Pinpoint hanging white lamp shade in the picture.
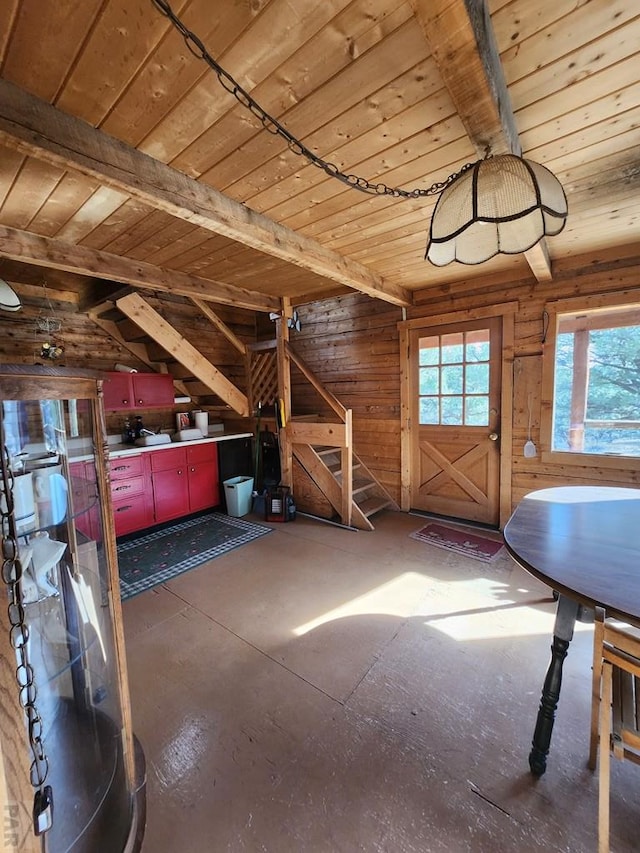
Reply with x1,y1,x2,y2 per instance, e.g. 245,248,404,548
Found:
0,278,21,311
426,154,568,266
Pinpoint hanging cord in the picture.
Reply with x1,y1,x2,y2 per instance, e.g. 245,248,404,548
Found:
151,0,477,198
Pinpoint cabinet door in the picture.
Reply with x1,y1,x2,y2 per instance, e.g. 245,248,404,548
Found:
103,372,133,410
153,467,189,523
188,461,219,512
187,444,219,512
131,373,174,408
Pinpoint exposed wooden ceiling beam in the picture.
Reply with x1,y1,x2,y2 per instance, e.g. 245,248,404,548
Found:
11,281,78,305
0,79,411,307
410,0,553,281
0,225,280,313
116,292,249,416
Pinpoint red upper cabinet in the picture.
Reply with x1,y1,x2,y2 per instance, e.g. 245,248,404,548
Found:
132,373,174,408
103,372,134,410
103,372,174,411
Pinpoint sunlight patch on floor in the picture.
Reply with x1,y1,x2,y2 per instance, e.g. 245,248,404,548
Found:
293,571,594,641
293,572,432,636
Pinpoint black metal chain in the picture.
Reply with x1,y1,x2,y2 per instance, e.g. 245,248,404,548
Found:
0,442,50,804
151,0,475,198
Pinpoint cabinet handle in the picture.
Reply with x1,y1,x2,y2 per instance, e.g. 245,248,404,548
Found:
115,505,133,512
190,467,196,472
177,469,183,475
113,465,130,472
114,484,132,492
137,399,143,405
122,399,129,405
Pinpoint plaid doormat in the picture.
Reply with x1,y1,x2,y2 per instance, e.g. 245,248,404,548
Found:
117,512,272,600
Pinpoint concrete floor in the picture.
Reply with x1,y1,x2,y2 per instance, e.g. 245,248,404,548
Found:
122,511,639,852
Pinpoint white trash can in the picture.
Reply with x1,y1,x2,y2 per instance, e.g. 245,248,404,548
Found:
223,476,254,517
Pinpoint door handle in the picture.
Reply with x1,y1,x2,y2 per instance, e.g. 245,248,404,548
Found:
489,433,499,441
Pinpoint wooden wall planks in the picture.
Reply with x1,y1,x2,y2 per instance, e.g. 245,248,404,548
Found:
292,253,640,516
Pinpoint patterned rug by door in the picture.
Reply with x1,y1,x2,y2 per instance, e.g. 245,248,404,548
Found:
410,522,504,562
117,512,272,600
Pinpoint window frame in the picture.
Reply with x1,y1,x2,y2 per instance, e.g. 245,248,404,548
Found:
540,290,640,470
417,327,493,427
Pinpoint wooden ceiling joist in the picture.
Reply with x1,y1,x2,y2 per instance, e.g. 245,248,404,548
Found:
190,298,248,357
411,0,553,282
0,224,280,313
0,79,412,307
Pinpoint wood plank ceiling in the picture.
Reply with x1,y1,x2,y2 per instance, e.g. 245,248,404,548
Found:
0,0,638,311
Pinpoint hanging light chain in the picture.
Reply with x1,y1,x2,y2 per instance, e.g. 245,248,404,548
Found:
0,444,50,793
151,0,474,199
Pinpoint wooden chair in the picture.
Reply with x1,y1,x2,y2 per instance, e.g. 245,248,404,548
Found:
589,607,640,853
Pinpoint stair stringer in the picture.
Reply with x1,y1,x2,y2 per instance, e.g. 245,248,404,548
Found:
293,443,374,531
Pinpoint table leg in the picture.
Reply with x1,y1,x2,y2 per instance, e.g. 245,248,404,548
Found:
529,594,580,776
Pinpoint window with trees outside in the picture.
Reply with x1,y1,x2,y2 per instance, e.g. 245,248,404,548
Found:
545,301,640,459
418,328,491,426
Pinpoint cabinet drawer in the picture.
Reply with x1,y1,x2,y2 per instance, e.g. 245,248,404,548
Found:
150,447,187,472
187,443,217,464
110,474,146,500
110,455,145,479
113,496,150,537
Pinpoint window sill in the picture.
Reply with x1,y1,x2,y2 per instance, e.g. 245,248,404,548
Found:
540,450,640,471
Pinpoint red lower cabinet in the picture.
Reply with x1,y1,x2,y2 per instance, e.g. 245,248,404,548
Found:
187,443,220,512
151,449,190,525
150,443,219,523
109,442,220,536
110,454,153,537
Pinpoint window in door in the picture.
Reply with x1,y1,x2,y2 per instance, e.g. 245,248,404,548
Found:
418,329,491,426
543,301,640,459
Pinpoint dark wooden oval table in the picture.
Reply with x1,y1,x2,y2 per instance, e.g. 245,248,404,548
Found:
503,485,640,776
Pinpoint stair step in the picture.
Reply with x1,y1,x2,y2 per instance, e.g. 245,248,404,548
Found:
328,461,362,476
352,478,376,496
355,495,393,518
316,446,339,458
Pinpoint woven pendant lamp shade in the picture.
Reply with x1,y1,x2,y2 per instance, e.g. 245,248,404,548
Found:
426,154,568,266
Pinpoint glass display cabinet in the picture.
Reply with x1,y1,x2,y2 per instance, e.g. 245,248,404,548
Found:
0,365,145,853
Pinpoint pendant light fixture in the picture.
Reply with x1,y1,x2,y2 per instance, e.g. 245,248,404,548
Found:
0,278,21,312
426,154,568,266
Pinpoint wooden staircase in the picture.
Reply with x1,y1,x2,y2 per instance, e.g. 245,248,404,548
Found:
278,336,398,531
314,446,398,530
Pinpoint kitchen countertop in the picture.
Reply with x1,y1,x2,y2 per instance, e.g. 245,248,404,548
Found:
58,430,252,464
108,430,252,459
